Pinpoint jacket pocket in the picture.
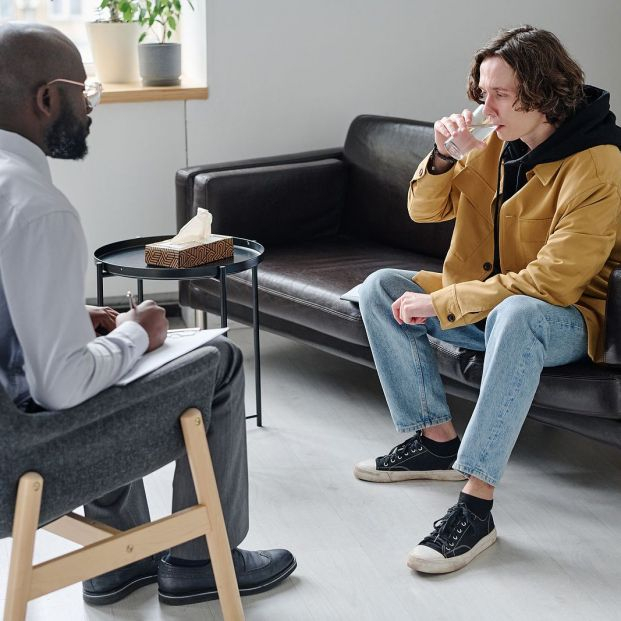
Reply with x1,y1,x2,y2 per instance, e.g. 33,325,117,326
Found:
518,217,553,243
453,167,496,217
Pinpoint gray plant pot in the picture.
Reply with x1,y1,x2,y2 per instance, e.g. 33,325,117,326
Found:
138,42,181,86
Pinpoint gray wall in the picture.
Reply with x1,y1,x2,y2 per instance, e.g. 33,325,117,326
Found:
49,0,621,299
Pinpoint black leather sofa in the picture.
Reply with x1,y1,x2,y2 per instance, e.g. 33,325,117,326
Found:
176,114,621,449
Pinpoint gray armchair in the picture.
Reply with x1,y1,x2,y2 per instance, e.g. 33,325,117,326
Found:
0,347,244,620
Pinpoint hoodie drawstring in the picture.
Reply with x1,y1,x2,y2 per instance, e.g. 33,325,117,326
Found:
491,155,504,277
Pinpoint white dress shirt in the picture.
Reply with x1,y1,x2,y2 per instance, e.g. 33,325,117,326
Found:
0,129,148,410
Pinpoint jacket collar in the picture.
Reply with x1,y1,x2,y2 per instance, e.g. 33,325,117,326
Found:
527,160,564,186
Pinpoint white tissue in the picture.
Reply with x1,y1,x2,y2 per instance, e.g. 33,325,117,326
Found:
169,208,213,243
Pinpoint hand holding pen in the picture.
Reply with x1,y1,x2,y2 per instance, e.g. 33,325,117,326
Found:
116,291,169,352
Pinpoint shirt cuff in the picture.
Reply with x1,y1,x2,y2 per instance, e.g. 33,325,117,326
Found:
114,320,150,356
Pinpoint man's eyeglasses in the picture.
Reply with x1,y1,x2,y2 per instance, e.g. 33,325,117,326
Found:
45,79,103,109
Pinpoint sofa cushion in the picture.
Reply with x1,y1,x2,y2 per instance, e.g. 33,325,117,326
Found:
185,235,445,347
198,159,348,246
341,115,454,259
430,338,621,420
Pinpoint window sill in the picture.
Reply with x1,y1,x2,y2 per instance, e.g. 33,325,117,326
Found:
100,80,208,104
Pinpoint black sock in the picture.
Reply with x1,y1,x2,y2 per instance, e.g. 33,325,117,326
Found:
165,553,210,567
459,491,493,519
420,434,460,456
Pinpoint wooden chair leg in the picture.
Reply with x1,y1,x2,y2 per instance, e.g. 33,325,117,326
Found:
3,411,244,620
180,409,245,621
4,473,44,621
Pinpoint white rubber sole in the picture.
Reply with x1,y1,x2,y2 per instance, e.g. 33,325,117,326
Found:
353,460,467,483
407,529,497,574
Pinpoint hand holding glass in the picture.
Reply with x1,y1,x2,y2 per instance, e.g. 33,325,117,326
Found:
444,104,497,160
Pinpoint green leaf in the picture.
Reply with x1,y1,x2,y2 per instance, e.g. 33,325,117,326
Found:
167,15,176,29
139,32,146,42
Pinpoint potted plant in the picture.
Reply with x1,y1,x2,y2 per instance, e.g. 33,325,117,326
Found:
87,0,141,83
137,0,194,86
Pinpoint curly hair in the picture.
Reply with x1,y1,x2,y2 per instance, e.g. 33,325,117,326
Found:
467,26,585,126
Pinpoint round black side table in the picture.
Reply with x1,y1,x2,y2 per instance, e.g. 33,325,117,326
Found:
94,235,264,426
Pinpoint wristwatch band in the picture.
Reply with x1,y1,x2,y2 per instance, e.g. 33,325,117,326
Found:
428,143,457,174
432,143,457,163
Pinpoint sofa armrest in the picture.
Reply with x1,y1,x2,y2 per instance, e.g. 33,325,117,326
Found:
176,148,343,232
605,267,621,365
183,158,348,245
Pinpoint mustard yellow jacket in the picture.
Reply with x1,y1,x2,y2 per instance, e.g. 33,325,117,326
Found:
408,134,621,362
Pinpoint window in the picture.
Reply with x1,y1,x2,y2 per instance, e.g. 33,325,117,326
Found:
1,0,100,62
48,0,86,18
1,0,207,89
0,0,13,19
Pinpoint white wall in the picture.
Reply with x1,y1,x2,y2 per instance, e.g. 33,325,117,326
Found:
51,0,621,300
188,0,621,162
50,101,186,301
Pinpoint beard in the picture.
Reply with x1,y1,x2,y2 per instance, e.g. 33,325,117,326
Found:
44,97,91,160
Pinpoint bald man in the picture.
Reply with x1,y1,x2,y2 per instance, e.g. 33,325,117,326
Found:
0,23,295,606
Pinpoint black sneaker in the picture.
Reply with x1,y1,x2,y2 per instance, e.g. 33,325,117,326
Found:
354,431,467,482
407,502,497,573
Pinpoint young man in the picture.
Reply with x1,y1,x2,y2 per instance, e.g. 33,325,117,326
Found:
0,23,296,605
355,25,621,573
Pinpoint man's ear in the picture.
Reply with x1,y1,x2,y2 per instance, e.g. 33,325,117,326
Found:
35,84,54,119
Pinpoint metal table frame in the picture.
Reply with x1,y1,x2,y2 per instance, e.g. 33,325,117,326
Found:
94,235,264,426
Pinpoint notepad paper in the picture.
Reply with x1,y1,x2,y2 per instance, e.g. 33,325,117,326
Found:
116,327,229,386
340,283,362,304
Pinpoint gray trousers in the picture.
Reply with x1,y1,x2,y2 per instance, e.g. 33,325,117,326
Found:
83,337,249,560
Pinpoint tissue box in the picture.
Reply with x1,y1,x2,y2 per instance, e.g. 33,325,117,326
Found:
145,234,234,268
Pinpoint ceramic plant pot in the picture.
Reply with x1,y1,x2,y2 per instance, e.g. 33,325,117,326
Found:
86,21,141,83
138,42,182,86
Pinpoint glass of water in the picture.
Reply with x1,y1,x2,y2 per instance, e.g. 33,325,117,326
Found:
444,104,497,160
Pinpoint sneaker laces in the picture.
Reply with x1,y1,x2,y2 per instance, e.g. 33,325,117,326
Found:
380,431,425,465
420,503,473,551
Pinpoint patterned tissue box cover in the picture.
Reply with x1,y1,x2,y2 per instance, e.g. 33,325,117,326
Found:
144,234,234,268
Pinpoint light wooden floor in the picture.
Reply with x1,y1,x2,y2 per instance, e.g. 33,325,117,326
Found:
2,317,621,620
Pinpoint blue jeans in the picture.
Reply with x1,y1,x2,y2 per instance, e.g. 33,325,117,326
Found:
359,269,588,486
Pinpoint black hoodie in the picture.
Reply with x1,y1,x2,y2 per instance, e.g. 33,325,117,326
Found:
490,85,621,276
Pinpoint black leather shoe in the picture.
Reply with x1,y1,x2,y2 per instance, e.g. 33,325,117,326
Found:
83,553,161,606
158,548,297,605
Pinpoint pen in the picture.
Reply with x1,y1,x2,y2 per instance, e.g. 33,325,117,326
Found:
126,290,137,311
